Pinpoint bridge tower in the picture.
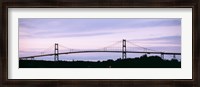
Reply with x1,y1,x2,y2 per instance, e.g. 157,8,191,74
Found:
54,43,59,61
122,39,127,59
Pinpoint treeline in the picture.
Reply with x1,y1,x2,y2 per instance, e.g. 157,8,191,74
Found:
19,55,181,68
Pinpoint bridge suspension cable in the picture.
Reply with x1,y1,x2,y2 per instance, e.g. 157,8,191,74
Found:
19,39,181,61
40,45,54,54
96,40,122,51
126,40,160,52
59,44,73,49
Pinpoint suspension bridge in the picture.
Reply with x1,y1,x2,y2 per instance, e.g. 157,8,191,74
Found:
19,39,181,61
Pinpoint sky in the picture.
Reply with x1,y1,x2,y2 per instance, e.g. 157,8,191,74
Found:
19,18,181,61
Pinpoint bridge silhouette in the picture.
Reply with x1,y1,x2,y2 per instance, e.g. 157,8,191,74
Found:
19,39,181,61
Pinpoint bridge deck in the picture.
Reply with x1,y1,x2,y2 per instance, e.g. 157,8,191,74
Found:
19,51,181,59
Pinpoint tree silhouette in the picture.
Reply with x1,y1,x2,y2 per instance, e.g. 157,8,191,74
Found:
19,55,181,68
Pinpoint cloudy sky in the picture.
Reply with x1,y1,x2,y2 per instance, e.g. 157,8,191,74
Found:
19,18,181,61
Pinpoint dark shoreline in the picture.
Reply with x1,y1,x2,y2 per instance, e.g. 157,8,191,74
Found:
19,55,181,68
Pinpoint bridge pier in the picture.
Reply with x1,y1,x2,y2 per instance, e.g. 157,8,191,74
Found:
173,54,176,59
122,39,127,59
31,57,34,60
161,53,164,59
103,48,107,51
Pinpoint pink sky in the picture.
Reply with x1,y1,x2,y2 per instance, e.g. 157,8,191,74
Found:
19,18,181,61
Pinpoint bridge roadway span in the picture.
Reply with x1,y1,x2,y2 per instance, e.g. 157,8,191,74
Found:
19,51,181,59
